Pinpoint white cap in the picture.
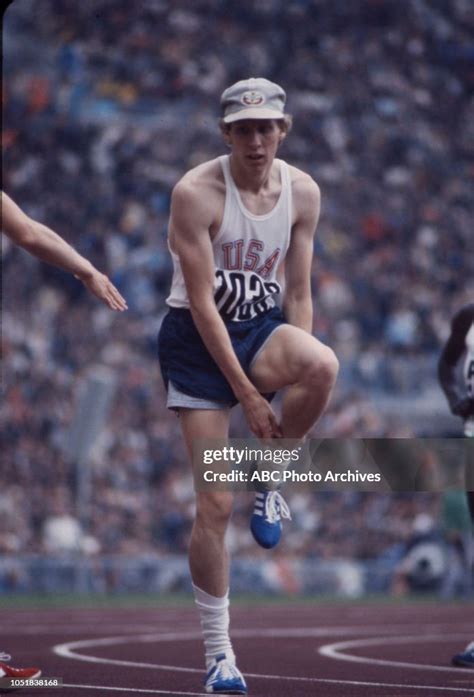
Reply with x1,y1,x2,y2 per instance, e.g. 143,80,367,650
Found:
220,77,286,123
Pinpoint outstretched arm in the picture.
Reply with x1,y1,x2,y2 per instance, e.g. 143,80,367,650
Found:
1,191,127,311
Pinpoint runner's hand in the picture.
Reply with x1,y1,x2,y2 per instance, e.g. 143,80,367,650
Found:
76,270,128,311
240,390,283,439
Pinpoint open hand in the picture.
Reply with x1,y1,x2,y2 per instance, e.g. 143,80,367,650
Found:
77,270,128,311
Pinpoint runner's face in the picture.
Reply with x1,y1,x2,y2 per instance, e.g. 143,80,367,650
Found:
226,119,284,168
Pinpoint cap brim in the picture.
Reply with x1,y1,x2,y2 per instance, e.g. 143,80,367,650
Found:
223,108,285,123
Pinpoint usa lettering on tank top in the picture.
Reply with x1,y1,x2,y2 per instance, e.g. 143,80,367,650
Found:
166,155,292,321
212,155,292,320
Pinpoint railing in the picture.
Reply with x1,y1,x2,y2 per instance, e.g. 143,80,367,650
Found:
0,549,468,599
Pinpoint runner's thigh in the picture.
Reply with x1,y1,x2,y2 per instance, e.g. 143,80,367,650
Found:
249,324,333,393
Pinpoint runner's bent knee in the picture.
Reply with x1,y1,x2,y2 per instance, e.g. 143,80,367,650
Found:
292,342,338,388
304,346,339,388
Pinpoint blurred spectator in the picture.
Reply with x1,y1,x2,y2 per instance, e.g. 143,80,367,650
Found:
391,513,447,595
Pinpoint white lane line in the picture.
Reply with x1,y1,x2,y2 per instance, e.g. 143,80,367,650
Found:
245,674,474,693
52,628,474,694
52,624,474,646
54,632,203,672
53,626,474,665
319,633,474,673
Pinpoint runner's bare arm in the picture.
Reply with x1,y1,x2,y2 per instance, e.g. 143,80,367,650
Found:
1,191,127,311
170,181,282,437
283,177,320,333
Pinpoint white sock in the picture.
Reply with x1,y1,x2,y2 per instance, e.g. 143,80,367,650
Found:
192,583,236,670
254,451,294,492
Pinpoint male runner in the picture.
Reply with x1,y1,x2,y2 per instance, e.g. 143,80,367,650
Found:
2,191,127,311
438,302,474,668
158,78,338,693
1,191,127,683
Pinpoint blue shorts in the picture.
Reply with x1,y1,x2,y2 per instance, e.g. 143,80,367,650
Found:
157,306,287,407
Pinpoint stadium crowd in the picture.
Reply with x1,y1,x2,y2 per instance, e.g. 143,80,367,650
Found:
2,0,473,585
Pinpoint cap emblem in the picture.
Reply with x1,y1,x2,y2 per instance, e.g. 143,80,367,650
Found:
241,90,265,106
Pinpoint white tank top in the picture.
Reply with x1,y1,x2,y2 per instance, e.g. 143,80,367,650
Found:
166,155,292,321
464,322,474,397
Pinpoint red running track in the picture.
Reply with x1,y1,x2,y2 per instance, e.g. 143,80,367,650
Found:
2,601,474,696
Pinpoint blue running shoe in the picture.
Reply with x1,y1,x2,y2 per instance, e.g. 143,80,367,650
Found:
204,654,247,694
250,491,291,549
452,642,474,668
